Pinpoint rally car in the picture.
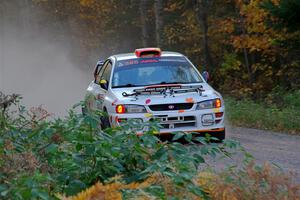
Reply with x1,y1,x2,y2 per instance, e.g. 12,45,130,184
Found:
84,48,225,140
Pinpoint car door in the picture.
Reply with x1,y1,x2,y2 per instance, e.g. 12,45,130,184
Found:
85,60,110,112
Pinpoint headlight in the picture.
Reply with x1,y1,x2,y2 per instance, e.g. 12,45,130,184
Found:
196,98,222,110
116,104,147,114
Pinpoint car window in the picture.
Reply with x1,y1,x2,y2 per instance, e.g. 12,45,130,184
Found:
112,57,202,87
94,60,109,84
94,64,103,83
98,60,109,78
101,62,112,83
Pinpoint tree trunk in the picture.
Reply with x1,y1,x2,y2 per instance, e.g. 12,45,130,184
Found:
139,0,149,47
239,14,254,86
194,0,214,72
154,0,163,47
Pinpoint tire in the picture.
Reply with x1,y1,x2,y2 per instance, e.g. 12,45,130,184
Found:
212,130,225,143
100,110,110,130
192,129,225,143
82,105,87,116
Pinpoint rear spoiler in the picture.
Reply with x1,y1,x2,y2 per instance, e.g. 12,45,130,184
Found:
122,84,204,97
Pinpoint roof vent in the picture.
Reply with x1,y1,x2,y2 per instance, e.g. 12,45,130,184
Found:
135,47,161,57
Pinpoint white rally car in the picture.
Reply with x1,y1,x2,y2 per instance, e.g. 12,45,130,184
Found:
84,48,225,140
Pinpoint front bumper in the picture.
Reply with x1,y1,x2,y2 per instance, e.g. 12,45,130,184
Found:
109,107,225,134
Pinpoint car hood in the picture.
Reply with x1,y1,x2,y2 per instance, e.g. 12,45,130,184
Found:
111,84,221,105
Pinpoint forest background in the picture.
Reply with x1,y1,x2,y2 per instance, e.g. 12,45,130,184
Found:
1,0,300,132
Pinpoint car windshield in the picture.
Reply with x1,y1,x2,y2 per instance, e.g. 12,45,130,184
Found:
112,56,203,88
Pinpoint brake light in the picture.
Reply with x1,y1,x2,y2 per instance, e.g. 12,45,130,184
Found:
116,105,126,114
135,48,161,57
215,99,221,108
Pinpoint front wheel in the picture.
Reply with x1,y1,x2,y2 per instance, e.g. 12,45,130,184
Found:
100,111,110,130
82,105,88,116
211,130,225,143
192,129,225,143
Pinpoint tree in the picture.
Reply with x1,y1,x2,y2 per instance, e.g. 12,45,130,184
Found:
154,0,163,47
193,0,214,72
263,0,300,32
139,0,150,47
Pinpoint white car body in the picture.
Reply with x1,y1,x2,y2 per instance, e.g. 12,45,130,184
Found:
84,48,225,139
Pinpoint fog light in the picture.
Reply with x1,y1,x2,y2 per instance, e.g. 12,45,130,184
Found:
201,114,214,126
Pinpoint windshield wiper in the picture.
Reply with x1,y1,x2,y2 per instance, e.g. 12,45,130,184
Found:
157,81,183,84
113,83,137,88
149,81,202,85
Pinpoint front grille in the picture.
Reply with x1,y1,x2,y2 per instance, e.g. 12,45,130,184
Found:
150,116,196,129
149,103,194,111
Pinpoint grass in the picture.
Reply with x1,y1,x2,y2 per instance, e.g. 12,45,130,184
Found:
225,91,300,134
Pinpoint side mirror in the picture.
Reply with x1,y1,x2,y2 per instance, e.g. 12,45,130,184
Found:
202,71,210,82
99,79,108,90
93,60,104,82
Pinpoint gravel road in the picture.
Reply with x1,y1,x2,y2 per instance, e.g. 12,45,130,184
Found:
206,126,300,183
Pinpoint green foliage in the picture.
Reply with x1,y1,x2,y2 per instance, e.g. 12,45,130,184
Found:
262,0,300,32
225,91,300,134
283,90,300,109
0,93,240,199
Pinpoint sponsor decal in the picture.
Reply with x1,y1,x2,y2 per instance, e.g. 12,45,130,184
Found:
185,97,194,103
144,113,153,118
213,108,220,112
97,94,104,100
140,59,159,63
118,57,186,67
112,100,118,106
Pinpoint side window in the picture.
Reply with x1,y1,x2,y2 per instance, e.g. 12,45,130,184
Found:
101,62,112,83
95,60,109,84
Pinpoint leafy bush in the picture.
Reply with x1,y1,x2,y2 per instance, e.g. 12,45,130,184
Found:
1,92,298,199
62,162,300,200
0,93,239,199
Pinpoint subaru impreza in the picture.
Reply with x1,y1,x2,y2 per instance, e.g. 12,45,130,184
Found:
84,48,225,140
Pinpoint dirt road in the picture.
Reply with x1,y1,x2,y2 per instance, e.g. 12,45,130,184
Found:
230,127,300,182
206,126,300,183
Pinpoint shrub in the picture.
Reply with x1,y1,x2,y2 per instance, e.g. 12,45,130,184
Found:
1,92,298,199
0,93,239,199
62,162,300,200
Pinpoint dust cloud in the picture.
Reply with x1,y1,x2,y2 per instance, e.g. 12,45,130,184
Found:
0,1,92,116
